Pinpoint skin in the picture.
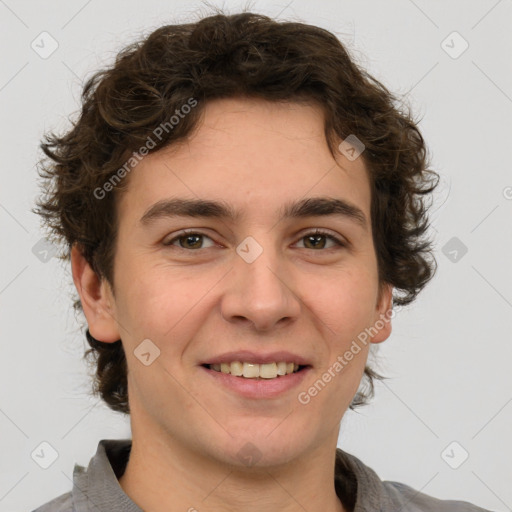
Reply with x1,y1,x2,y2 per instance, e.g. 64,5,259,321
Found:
71,97,393,512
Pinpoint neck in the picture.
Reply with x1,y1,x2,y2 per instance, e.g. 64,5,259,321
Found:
118,424,348,512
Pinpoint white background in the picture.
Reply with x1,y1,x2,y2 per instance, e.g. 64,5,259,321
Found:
1,1,511,511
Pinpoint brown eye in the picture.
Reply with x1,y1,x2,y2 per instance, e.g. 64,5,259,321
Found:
177,234,203,249
304,234,325,249
163,231,215,250
297,230,345,250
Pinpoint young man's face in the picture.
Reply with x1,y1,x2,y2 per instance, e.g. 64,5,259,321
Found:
75,97,392,467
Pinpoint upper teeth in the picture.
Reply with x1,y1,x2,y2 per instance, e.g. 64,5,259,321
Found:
209,362,300,379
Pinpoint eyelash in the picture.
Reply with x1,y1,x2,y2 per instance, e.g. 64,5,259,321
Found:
162,229,347,251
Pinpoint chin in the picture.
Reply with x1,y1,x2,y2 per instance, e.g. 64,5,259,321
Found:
209,427,308,469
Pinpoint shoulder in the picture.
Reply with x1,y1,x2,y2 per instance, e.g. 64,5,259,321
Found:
336,448,493,512
31,491,74,512
383,480,494,512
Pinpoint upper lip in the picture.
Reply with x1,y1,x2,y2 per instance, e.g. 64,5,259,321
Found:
200,350,312,366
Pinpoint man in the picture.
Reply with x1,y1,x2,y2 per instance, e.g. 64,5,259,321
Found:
32,10,490,512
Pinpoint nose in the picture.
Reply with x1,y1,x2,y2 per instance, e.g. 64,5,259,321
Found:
220,237,301,332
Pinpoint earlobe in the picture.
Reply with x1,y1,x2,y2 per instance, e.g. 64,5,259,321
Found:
370,283,394,344
70,244,121,343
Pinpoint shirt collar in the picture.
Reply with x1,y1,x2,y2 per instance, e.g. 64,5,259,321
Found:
72,439,142,512
71,439,384,511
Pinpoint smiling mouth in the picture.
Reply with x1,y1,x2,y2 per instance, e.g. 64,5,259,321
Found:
202,362,309,379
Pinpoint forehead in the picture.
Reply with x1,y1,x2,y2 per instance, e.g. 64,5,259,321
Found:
116,97,372,227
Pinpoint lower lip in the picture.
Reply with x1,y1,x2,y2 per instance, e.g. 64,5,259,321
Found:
200,366,311,399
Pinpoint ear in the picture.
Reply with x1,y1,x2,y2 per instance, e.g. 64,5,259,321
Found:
369,282,394,344
70,243,121,343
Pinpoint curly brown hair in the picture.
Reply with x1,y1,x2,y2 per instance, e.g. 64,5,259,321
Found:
33,9,438,417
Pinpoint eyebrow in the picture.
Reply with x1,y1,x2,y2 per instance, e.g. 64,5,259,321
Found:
139,196,368,231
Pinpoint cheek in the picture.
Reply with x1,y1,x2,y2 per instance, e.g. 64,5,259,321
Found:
114,261,222,344
303,266,378,340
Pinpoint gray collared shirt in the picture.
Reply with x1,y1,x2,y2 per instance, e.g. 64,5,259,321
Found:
32,439,492,512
